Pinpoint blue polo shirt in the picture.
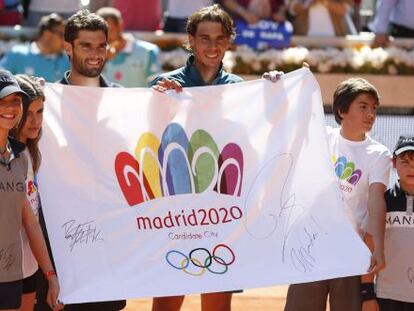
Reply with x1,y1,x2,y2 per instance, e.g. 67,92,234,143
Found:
0,42,69,82
150,55,243,87
103,35,161,87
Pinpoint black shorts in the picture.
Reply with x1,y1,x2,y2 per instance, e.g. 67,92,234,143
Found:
0,279,23,309
22,269,39,294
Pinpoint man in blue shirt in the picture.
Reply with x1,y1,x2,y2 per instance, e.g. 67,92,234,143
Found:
0,13,69,82
371,0,414,47
151,4,281,311
96,7,161,87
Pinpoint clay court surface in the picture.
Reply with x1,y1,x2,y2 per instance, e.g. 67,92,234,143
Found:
124,286,288,310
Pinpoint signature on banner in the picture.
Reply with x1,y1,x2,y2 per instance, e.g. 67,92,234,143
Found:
243,153,325,273
62,219,104,251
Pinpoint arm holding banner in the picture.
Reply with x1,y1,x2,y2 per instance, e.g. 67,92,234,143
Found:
365,182,387,274
153,71,284,93
152,77,183,93
22,198,63,311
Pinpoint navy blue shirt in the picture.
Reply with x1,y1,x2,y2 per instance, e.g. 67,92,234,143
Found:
150,55,243,87
59,71,122,88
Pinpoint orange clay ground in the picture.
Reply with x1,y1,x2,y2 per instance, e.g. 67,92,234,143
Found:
124,286,288,310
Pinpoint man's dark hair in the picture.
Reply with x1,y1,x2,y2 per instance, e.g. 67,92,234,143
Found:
333,78,380,125
64,9,108,44
95,7,122,25
38,13,65,37
185,4,236,50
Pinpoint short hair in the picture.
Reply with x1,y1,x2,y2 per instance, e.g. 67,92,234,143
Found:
397,150,414,161
96,7,122,25
333,78,380,125
38,13,65,37
64,9,108,44
186,4,236,42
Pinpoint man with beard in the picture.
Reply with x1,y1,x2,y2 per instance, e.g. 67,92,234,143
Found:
35,10,125,311
59,9,120,88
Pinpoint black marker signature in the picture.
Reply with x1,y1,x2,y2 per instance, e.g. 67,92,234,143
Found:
243,153,324,272
0,244,16,271
62,220,104,251
279,189,322,272
407,267,414,285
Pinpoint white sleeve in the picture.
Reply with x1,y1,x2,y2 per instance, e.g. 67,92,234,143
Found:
368,149,392,186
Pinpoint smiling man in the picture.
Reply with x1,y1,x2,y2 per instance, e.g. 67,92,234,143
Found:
59,10,120,88
34,10,125,311
150,6,243,311
60,11,124,311
151,4,242,90
150,5,281,311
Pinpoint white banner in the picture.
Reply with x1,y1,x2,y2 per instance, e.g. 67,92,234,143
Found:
39,68,370,303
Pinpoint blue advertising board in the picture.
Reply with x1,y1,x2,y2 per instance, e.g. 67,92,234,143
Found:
234,19,293,50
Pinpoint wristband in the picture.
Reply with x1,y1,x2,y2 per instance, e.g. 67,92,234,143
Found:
360,282,376,302
44,270,56,279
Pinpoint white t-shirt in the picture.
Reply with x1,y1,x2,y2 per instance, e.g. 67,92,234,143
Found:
326,127,391,233
21,149,40,278
308,3,335,36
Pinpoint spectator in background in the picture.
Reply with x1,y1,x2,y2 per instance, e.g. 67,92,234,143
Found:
288,0,354,36
112,0,162,31
352,0,361,33
371,0,414,47
0,0,23,25
88,0,112,13
219,0,287,24
24,0,82,27
96,7,161,87
163,0,213,33
0,13,70,82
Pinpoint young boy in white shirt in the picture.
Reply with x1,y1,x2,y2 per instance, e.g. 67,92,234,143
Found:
285,78,392,311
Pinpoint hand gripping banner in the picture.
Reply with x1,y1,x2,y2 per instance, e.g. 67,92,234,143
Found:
39,68,370,303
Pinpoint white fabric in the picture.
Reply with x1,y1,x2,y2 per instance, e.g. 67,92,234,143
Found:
166,0,213,18
39,68,370,304
326,127,391,233
307,3,335,36
29,0,81,13
21,149,39,278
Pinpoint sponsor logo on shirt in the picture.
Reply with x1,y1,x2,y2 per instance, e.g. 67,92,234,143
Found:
332,155,362,193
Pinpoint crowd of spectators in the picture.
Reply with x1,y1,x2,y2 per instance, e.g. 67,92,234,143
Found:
0,0,413,88
0,0,413,40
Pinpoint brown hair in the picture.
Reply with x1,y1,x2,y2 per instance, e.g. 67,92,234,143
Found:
64,9,108,44
396,150,414,161
333,78,380,125
184,4,236,51
11,75,45,173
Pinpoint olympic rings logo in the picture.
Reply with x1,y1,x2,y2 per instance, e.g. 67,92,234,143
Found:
165,244,236,276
